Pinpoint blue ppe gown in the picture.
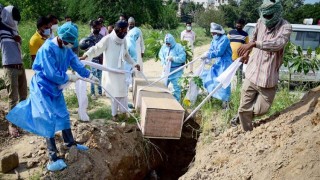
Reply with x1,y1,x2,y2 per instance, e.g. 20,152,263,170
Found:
202,34,232,101
159,34,186,101
6,39,90,138
124,27,141,85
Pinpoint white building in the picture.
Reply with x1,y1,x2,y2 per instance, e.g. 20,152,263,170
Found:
181,0,229,8
191,0,214,8
213,0,229,8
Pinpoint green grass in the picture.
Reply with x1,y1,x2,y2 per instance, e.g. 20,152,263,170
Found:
64,91,79,109
265,86,301,117
88,105,112,120
29,171,41,180
197,82,302,137
222,84,242,125
64,90,104,110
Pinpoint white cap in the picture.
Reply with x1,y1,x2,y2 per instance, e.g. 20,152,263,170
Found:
210,23,225,34
128,17,135,23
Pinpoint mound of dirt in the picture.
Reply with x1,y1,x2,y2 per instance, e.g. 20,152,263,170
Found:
180,87,320,180
42,120,149,179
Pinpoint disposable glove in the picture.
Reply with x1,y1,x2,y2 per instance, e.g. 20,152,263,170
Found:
89,73,100,84
135,64,141,71
201,53,208,60
167,56,174,61
205,59,211,64
68,74,79,82
47,159,67,172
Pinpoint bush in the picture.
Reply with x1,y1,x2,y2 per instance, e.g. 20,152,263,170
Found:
143,23,211,60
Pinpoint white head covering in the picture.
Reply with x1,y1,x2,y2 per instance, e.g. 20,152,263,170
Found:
128,17,135,23
110,30,126,68
210,23,225,34
1,5,18,33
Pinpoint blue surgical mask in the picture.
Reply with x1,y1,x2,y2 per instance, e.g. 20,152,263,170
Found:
213,34,219,40
43,28,51,36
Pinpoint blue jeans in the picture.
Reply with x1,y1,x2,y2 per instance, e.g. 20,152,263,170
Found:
90,68,102,95
46,129,75,161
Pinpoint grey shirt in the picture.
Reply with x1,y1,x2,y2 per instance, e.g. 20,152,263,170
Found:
0,22,22,65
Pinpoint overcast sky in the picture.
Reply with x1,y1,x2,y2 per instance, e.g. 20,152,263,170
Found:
304,0,319,4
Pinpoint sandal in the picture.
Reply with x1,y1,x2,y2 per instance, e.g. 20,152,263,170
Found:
8,124,20,138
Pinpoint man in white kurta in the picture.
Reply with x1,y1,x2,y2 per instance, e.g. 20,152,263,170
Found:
181,22,196,73
81,21,140,119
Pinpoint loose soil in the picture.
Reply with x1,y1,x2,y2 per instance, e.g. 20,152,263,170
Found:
180,87,320,180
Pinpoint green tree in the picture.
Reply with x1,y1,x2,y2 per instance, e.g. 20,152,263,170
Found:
7,0,64,20
61,0,178,29
238,0,263,24
218,0,239,28
194,9,225,35
285,2,320,24
282,0,304,23
181,1,205,22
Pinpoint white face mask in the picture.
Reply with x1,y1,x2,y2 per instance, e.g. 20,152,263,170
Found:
51,24,58,32
186,26,192,31
63,42,74,49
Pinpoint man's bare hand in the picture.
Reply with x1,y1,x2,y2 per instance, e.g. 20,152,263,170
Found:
238,42,255,57
13,35,22,44
241,51,251,64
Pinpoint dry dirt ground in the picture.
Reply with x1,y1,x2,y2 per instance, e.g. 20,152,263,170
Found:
180,86,320,180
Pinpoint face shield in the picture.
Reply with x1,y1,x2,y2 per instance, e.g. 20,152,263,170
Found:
210,23,225,34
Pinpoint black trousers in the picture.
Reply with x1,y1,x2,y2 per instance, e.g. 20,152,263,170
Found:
46,129,76,161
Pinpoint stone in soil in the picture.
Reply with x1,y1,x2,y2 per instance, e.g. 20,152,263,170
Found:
0,151,19,173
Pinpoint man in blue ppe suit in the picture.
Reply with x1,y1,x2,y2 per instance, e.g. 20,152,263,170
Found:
201,23,232,107
6,22,99,171
159,33,186,102
125,17,141,91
